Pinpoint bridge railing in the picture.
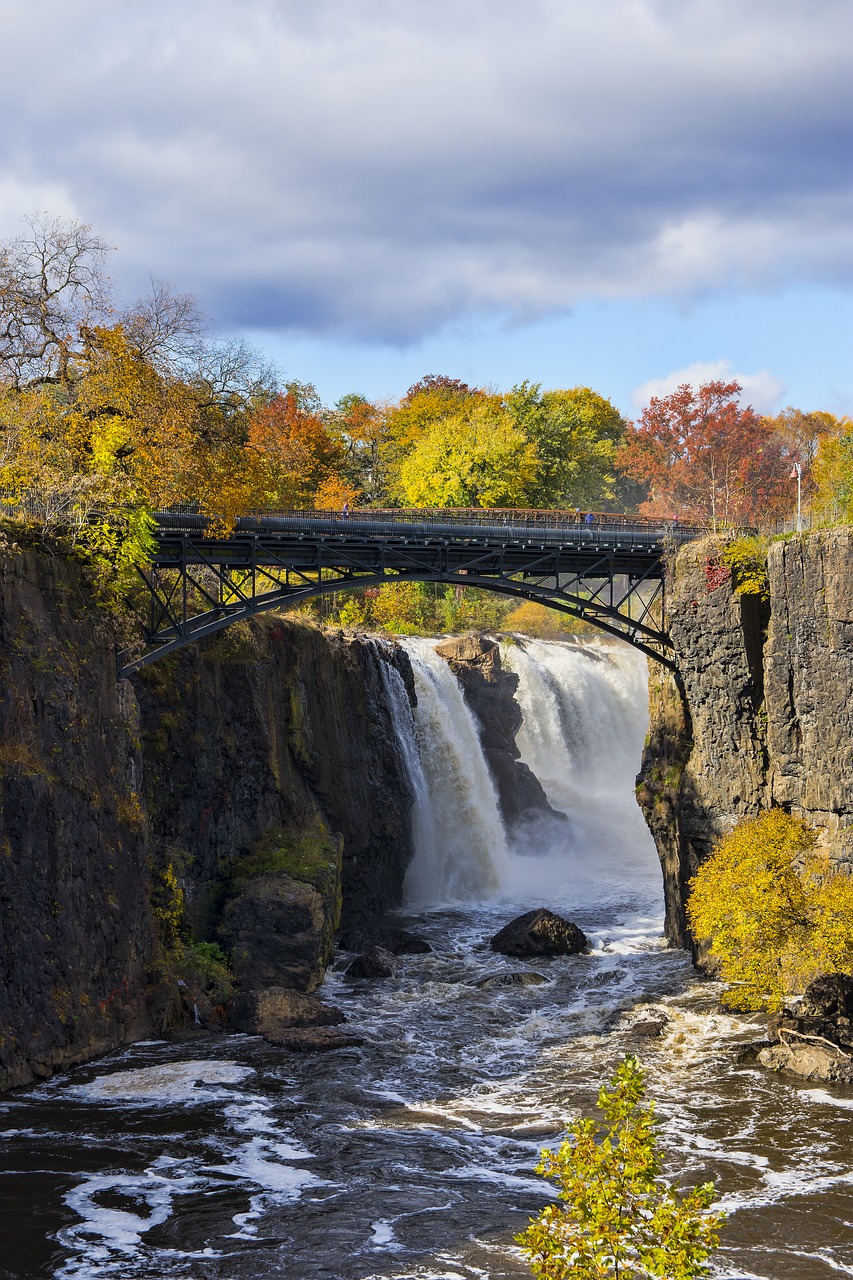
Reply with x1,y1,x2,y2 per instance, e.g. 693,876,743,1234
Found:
153,504,707,538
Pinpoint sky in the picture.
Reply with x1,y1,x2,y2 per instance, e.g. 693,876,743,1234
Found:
1,0,851,418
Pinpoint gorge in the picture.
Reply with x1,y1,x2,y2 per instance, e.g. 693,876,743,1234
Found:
1,530,853,1279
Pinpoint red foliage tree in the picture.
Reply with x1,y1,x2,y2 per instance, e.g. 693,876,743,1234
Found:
618,380,792,527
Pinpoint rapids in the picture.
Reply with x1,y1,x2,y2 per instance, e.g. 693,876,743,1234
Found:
1,637,852,1280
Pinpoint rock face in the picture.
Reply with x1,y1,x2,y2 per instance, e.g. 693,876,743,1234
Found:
434,634,564,835
0,545,417,1091
219,870,338,993
637,531,853,947
490,909,588,957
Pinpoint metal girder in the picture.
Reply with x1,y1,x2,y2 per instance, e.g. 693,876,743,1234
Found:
117,515,681,676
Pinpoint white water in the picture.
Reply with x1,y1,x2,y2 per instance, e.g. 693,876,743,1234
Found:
502,636,662,906
398,638,511,904
397,635,661,917
5,636,853,1280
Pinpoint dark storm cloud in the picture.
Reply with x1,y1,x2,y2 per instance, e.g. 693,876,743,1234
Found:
2,0,852,340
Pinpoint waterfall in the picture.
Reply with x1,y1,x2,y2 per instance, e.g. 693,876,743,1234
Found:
376,654,439,889
500,637,661,905
387,634,660,913
397,639,511,905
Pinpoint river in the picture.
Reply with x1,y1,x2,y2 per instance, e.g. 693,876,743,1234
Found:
1,638,852,1279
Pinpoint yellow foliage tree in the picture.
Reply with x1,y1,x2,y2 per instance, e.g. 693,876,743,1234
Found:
687,810,853,1011
398,399,537,508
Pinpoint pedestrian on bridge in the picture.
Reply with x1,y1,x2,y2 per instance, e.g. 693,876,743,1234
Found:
585,511,595,526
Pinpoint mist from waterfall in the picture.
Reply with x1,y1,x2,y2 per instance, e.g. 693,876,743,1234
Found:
395,635,661,912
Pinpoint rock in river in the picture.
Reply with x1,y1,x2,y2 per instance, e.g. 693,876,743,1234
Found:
490,909,588,958
475,972,548,990
345,946,400,978
230,987,346,1036
265,1027,366,1053
338,927,431,955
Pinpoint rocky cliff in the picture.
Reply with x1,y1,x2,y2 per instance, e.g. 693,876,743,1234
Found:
0,545,416,1091
638,530,853,946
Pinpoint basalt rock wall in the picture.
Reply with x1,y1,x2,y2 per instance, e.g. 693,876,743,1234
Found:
0,545,415,1091
638,530,853,946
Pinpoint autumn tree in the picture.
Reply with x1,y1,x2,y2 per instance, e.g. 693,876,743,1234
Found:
805,415,853,524
687,810,853,1012
329,392,393,504
397,396,537,507
617,381,792,527
242,390,344,511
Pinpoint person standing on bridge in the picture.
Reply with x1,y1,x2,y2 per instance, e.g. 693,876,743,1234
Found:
342,500,350,519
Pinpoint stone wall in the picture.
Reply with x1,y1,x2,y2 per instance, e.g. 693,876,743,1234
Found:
638,530,853,946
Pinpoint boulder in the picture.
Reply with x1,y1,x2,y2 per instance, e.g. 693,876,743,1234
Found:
797,972,853,1022
345,946,399,978
490,909,588,958
265,1026,365,1053
230,987,345,1035
218,873,333,993
628,1012,670,1037
475,971,548,989
758,1042,853,1084
337,927,431,955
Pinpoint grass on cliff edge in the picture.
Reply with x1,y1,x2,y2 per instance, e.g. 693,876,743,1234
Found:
232,823,342,898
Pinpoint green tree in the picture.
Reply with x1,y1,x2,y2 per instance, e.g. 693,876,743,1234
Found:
517,1056,723,1280
397,398,537,507
687,810,853,1011
505,382,628,509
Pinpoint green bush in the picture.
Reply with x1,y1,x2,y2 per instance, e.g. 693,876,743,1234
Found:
517,1056,723,1279
721,536,768,600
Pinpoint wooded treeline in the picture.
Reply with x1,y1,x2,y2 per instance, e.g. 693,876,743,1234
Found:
2,217,851,555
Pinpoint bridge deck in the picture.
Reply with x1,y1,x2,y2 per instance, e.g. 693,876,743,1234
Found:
114,508,706,675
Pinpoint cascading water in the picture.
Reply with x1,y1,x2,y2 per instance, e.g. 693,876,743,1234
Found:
397,638,511,904
395,635,661,918
500,636,663,908
3,637,853,1280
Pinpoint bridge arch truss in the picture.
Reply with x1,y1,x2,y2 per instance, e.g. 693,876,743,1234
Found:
118,510,688,676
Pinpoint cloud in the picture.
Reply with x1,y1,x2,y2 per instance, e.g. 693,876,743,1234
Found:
1,0,852,341
631,361,786,415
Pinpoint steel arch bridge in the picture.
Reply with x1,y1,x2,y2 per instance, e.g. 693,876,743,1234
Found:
117,508,702,677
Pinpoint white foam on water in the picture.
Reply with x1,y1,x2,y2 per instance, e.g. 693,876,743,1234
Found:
67,1060,254,1104
209,1135,323,1196
368,1219,405,1250
58,1157,202,1261
801,1088,853,1111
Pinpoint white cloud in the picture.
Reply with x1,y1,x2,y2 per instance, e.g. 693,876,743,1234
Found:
631,360,786,415
0,0,851,339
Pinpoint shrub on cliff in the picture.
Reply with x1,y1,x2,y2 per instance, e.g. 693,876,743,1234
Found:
516,1055,723,1279
687,810,853,1012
